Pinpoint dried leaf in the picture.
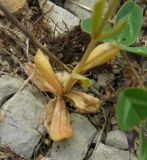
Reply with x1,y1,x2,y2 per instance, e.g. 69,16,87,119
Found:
25,63,56,94
34,49,62,94
82,43,120,73
44,99,56,130
44,98,73,141
56,71,70,86
65,90,101,113
0,0,26,16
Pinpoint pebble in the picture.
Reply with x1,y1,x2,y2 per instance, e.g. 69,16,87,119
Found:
106,130,129,150
90,143,129,160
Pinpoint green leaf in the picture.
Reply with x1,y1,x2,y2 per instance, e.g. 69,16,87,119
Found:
91,0,105,38
116,88,147,130
81,18,92,34
120,45,147,56
81,18,115,42
139,130,147,160
71,73,93,88
100,19,127,42
115,0,143,46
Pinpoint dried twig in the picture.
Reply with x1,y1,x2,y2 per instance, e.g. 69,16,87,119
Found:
0,3,71,72
123,53,145,89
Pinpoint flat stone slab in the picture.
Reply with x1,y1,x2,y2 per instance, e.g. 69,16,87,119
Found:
106,130,129,150
90,143,129,160
64,0,98,19
0,90,46,159
38,0,80,36
0,75,23,106
49,113,97,160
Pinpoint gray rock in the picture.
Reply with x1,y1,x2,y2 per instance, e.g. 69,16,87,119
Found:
0,75,23,106
64,0,97,19
90,143,129,160
38,0,80,36
64,0,108,19
106,130,128,150
111,117,117,125
0,90,46,159
49,113,97,160
96,73,114,89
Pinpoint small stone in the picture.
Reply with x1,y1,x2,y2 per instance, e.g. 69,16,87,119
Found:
38,0,80,36
0,90,46,159
48,113,97,160
112,125,119,130
106,130,128,150
90,143,129,160
96,73,114,89
0,75,23,106
111,117,117,125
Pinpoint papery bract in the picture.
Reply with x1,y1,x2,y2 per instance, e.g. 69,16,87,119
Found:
65,90,101,113
34,49,63,94
44,97,73,141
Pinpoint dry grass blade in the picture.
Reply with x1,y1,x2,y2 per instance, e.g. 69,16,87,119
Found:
65,90,101,113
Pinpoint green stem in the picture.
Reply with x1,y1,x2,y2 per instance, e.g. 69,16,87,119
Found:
63,0,119,93
63,39,97,93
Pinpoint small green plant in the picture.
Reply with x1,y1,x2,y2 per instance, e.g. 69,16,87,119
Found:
116,88,147,160
25,0,147,152
81,0,147,159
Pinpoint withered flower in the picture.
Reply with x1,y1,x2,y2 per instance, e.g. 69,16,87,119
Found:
25,44,118,141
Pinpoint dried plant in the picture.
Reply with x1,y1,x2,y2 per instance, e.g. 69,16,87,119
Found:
25,0,122,141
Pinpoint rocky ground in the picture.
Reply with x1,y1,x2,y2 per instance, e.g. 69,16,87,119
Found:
0,0,146,160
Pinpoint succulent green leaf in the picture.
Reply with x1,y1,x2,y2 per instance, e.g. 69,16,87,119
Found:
91,0,105,38
139,130,147,160
71,73,93,88
116,88,147,130
81,18,92,34
100,19,127,42
115,0,143,46
120,45,147,56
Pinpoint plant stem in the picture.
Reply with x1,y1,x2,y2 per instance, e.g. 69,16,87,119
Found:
123,53,145,89
94,0,119,39
63,39,97,93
